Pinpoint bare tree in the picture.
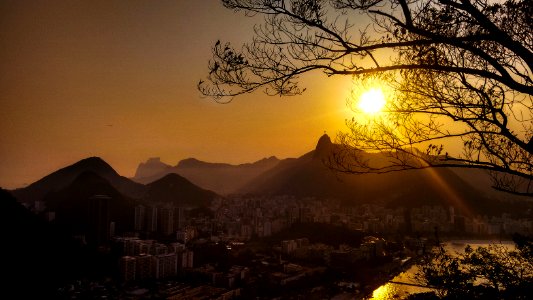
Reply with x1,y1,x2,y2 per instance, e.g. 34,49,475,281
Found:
199,0,533,196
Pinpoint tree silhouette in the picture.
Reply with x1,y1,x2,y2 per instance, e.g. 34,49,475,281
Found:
199,0,532,196
412,235,533,299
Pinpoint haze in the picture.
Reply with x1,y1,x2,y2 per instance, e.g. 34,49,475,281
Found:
0,1,353,189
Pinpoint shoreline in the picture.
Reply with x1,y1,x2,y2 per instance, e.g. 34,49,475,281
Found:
356,239,518,299
440,238,514,243
355,255,422,300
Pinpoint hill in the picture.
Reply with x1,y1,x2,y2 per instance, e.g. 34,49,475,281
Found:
0,188,84,297
11,157,146,203
240,134,509,216
132,156,280,195
44,171,138,239
143,173,219,207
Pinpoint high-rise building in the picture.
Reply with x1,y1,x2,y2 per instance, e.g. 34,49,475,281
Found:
177,249,194,269
175,207,186,230
109,221,116,238
121,237,140,256
147,206,158,232
159,207,175,236
134,205,146,231
135,254,153,280
186,250,194,268
119,256,136,282
153,253,177,279
170,242,185,253
138,240,153,255
87,194,111,246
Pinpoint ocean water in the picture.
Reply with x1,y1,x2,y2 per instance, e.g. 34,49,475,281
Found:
365,240,515,300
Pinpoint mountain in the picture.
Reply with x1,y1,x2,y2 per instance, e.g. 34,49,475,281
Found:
241,134,370,201
449,168,527,201
133,157,173,180
241,134,506,216
44,171,138,237
11,157,146,203
143,173,219,207
10,156,220,215
0,188,85,297
132,156,280,195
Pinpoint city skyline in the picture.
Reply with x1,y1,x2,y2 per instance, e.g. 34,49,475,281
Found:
2,1,530,298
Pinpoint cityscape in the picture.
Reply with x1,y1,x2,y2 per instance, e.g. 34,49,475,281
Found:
1,1,532,299
3,134,532,299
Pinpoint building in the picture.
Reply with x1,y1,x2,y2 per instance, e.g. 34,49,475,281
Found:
153,253,177,279
159,207,175,236
136,254,154,280
134,205,146,231
147,206,158,232
87,194,111,246
120,256,136,282
175,207,186,230
176,227,197,243
177,249,194,269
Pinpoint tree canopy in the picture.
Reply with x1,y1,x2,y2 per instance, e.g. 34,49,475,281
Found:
412,235,533,299
199,0,533,196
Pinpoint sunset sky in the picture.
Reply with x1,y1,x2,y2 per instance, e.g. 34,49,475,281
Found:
0,1,354,189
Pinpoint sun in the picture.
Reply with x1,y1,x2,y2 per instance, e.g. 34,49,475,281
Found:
358,88,386,114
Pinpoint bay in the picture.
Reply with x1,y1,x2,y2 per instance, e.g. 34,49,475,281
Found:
365,240,515,300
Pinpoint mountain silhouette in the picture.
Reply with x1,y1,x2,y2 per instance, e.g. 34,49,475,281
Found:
132,156,280,195
448,167,528,201
142,173,219,207
12,157,146,203
313,132,334,159
44,171,138,237
0,188,84,297
10,137,528,219
133,157,173,179
10,156,221,216
240,134,507,216
240,135,367,201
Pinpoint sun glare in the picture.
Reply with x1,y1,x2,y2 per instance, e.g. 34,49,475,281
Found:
358,88,386,114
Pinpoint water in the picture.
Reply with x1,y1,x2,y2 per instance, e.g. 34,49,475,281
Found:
368,266,432,300
366,240,515,300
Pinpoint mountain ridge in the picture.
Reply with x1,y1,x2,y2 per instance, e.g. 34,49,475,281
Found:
142,173,219,207
44,170,138,236
132,156,281,195
10,156,220,209
239,134,510,216
9,135,529,218
12,157,146,203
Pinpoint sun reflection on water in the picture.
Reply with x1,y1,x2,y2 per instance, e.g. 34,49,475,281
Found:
365,241,515,299
370,284,390,299
368,283,402,300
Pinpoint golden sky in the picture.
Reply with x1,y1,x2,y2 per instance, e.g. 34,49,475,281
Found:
0,1,353,189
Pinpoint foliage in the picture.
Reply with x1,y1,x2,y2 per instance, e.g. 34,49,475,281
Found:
413,235,533,299
199,0,533,196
